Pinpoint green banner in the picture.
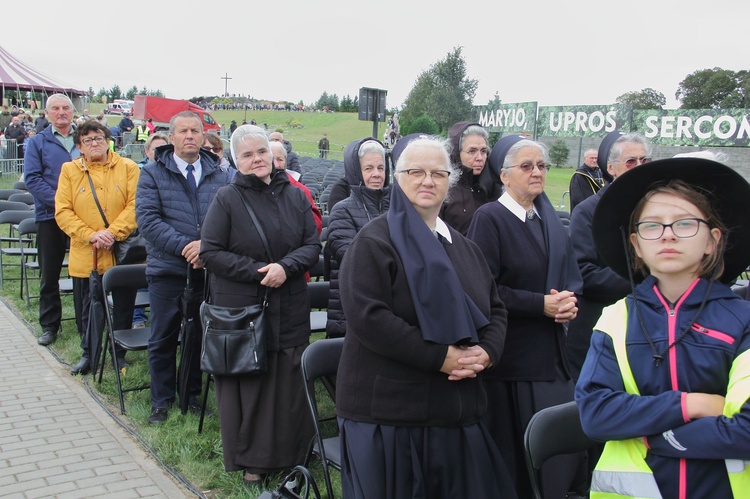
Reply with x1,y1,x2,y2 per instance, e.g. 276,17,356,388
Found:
473,102,750,146
631,109,750,147
536,105,631,138
475,102,538,134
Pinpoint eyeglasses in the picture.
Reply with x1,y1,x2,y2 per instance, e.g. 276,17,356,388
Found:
397,169,452,183
81,136,107,146
463,147,490,157
204,146,223,153
620,156,652,168
635,218,708,240
506,161,550,174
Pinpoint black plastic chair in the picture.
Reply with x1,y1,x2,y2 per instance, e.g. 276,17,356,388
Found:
12,181,26,191
308,280,329,334
309,254,325,281
523,401,599,499
301,338,343,499
0,209,35,288
99,264,151,414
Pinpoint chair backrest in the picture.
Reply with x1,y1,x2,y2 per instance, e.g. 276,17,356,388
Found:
302,337,343,383
17,217,38,237
101,264,148,294
8,192,34,205
301,337,344,498
0,209,35,226
309,254,325,280
0,200,33,212
308,280,330,310
523,401,599,499
0,188,22,200
12,181,27,191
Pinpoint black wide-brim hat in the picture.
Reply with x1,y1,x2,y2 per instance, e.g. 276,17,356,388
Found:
592,158,750,284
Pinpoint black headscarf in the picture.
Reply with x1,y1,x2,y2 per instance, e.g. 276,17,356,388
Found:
387,181,489,345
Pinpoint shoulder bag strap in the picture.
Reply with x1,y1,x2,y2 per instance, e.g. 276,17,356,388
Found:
84,162,110,228
231,184,274,262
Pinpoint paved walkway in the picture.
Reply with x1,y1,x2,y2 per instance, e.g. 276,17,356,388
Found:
0,300,195,499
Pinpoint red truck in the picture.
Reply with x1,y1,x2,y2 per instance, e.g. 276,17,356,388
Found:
132,95,220,133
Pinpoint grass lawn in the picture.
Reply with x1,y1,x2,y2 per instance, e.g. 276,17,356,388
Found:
4,111,580,498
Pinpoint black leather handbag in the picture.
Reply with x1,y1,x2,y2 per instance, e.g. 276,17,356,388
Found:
113,229,147,264
200,185,274,376
199,291,268,375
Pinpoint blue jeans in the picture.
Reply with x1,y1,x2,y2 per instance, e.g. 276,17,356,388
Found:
146,274,203,408
133,287,148,324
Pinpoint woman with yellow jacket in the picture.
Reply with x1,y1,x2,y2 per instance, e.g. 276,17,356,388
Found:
55,120,140,375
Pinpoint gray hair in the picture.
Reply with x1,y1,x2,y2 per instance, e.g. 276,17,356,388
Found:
583,148,597,159
609,133,652,164
169,111,203,135
395,136,460,201
230,124,270,165
502,139,550,169
460,125,489,151
144,132,169,150
269,140,287,158
45,93,74,112
358,140,385,160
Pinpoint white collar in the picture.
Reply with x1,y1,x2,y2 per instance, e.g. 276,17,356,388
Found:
172,153,202,172
434,217,452,244
499,192,539,222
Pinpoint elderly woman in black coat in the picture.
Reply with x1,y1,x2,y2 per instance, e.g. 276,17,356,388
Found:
325,138,390,338
200,125,321,489
467,135,584,499
336,136,517,498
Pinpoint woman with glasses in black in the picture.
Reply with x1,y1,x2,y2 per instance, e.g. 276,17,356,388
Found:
439,121,501,235
336,136,516,498
468,135,585,499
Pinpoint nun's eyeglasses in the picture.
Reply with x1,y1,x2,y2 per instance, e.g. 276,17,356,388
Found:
635,218,708,240
507,161,550,173
620,156,652,168
397,169,451,183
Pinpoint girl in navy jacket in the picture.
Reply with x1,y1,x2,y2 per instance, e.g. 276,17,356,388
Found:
576,158,750,499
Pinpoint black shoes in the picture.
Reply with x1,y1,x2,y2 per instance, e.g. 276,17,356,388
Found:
242,471,266,488
187,401,214,418
148,407,169,425
70,357,91,376
38,328,57,346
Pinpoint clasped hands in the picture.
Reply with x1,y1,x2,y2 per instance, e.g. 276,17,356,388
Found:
544,289,578,323
90,229,115,251
441,344,491,381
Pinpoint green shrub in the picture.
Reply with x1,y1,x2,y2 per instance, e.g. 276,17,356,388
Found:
549,140,570,167
404,115,439,135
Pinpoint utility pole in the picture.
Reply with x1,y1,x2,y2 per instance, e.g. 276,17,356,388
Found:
221,73,232,98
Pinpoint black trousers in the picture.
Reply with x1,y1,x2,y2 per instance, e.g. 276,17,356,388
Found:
73,275,136,360
36,219,69,331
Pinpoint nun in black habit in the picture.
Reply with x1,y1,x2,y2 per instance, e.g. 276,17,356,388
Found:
467,135,585,499
335,136,517,498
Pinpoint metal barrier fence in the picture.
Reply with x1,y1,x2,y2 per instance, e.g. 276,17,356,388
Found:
0,139,24,175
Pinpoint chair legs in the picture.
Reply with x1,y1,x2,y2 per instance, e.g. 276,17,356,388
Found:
198,373,213,434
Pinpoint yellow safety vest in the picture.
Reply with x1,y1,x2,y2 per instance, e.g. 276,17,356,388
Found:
591,298,750,499
136,126,150,142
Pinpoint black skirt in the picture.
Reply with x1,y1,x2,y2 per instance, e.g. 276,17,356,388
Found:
483,361,583,499
338,418,518,499
214,344,314,473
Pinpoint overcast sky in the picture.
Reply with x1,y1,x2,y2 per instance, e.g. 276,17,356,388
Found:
3,0,747,110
